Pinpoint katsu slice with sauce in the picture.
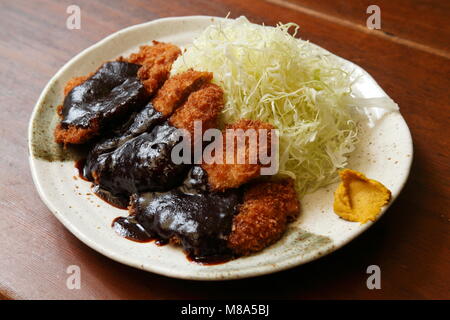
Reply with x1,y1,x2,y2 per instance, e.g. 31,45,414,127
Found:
83,102,165,164
84,70,216,163
82,102,167,208
55,61,149,145
54,42,181,145
91,121,188,207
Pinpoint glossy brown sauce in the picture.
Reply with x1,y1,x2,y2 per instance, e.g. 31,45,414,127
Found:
112,217,171,245
69,63,240,264
112,216,153,242
187,252,235,265
121,166,242,262
61,61,149,130
75,159,89,182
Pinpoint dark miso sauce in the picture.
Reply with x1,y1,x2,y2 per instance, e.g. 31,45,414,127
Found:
113,167,243,264
74,159,89,182
75,159,129,209
69,81,238,264
187,252,236,265
112,216,154,243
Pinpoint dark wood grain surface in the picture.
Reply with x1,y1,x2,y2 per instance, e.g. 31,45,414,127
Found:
0,0,449,300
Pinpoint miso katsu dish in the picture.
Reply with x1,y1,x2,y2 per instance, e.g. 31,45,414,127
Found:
48,17,398,265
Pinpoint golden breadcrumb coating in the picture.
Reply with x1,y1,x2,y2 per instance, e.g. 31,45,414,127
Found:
227,179,300,255
124,41,181,94
201,119,275,191
125,41,180,66
169,82,224,137
54,118,100,145
55,41,181,145
152,70,213,116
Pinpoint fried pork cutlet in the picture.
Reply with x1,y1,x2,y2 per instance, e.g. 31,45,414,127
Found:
82,71,224,206
169,82,224,137
55,61,149,145
228,179,300,255
152,70,213,116
55,41,180,145
62,42,179,100
123,166,241,259
123,41,181,94
201,119,275,191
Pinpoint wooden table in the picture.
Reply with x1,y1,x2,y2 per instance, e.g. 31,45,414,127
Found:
1,0,449,300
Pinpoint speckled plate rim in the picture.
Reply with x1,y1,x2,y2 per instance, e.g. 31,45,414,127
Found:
28,16,413,280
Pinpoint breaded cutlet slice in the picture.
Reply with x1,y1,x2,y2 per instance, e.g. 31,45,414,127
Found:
123,41,181,94
55,42,181,145
54,116,100,145
201,119,275,191
227,179,300,256
54,61,148,145
62,41,180,98
125,41,180,65
169,82,224,138
152,70,213,116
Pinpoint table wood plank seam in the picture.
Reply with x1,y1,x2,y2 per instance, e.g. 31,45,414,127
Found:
265,0,450,60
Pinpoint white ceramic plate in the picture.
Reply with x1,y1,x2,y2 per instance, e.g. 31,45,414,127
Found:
28,16,413,280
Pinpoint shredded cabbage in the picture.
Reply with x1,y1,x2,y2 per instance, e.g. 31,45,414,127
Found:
171,16,363,196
